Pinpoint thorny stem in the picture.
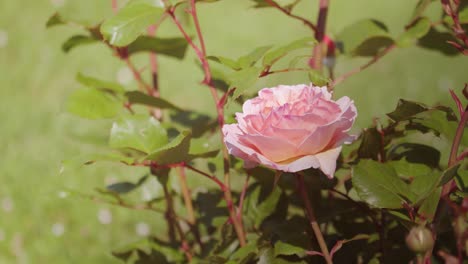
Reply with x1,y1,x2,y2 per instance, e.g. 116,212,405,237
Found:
264,0,317,32
442,105,468,196
168,1,246,246
296,174,332,264
311,0,329,71
331,44,396,87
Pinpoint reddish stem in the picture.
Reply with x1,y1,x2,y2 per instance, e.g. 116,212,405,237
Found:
264,0,317,32
311,0,329,71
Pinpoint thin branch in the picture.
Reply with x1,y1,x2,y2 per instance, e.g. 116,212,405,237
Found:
177,167,196,225
331,44,396,87
264,0,317,33
296,173,332,264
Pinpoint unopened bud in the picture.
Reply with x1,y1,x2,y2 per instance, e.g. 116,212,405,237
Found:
405,226,434,254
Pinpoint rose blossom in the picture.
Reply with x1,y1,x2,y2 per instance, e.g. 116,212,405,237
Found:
222,84,357,178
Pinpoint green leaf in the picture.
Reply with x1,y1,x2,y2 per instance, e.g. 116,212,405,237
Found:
146,130,191,164
125,91,182,110
263,37,316,67
337,19,394,56
109,115,168,153
455,166,468,193
397,17,431,47
412,0,436,19
418,28,461,56
66,88,122,119
244,186,282,227
352,159,413,209
308,69,330,86
274,241,306,257
388,159,432,180
207,56,241,70
438,163,461,187
100,1,165,46
77,73,126,93
46,13,65,28
106,175,148,194
229,241,258,263
62,35,98,53
417,187,441,221
127,36,189,59
237,45,273,68
229,67,262,101
387,99,428,122
357,127,383,160
388,143,441,168
444,7,468,25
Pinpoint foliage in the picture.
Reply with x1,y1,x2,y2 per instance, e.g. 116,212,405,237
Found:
48,0,468,263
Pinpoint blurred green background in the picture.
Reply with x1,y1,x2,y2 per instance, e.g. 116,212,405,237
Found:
0,0,466,262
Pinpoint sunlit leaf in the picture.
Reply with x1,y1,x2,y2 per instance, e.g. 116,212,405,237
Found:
207,56,241,70
66,88,122,119
397,17,431,47
146,130,191,164
109,115,168,153
100,1,164,46
237,45,273,68
127,36,189,59
352,159,413,209
274,241,306,257
229,67,262,101
263,37,316,67
308,69,330,86
77,72,126,93
337,19,394,56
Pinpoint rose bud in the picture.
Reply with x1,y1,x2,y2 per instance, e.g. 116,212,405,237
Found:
222,84,357,178
405,225,435,254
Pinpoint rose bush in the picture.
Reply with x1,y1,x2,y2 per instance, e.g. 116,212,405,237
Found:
223,83,357,178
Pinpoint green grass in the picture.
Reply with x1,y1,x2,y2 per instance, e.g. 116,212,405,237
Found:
0,0,466,262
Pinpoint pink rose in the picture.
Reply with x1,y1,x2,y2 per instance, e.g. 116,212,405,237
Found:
222,84,357,178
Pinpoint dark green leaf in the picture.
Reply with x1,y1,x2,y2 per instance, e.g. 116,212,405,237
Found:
109,115,168,153
66,88,122,119
352,159,412,209
263,37,316,67
146,130,191,164
237,45,273,68
46,13,65,28
77,72,126,93
100,1,165,46
244,186,282,227
229,67,262,101
308,69,330,86
127,36,188,59
418,28,461,56
388,143,440,168
455,166,468,193
106,175,148,194
125,91,182,110
438,163,461,187
387,99,428,121
357,128,383,160
229,241,258,263
337,19,394,56
397,17,431,47
62,35,98,53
